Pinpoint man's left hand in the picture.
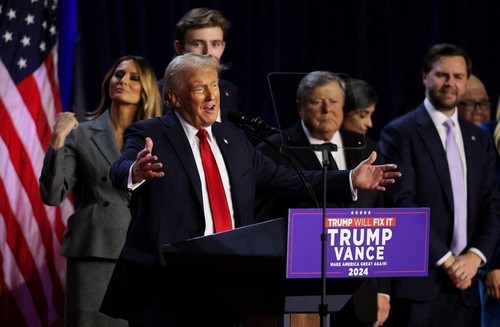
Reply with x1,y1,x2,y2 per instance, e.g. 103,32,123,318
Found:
352,151,401,191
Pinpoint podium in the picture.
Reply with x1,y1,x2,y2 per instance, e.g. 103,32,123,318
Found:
162,218,364,325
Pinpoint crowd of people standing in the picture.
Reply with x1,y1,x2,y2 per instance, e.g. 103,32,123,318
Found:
39,7,499,327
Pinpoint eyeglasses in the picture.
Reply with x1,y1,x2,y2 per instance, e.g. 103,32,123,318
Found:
458,100,491,112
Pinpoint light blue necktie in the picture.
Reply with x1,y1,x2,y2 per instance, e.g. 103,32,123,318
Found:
444,119,467,255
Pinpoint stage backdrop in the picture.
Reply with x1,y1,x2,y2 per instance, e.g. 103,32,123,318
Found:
72,0,500,140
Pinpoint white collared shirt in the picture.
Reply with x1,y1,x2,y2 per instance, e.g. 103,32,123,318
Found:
175,112,234,235
300,120,357,200
300,120,347,170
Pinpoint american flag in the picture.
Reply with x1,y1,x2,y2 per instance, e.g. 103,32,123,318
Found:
0,0,74,326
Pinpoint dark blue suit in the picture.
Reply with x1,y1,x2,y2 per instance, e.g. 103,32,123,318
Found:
379,103,500,325
100,110,356,325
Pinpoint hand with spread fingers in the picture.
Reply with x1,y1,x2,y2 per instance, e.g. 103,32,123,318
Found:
131,137,164,183
352,151,401,191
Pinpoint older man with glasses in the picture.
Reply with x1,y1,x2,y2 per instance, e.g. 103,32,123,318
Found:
457,74,491,127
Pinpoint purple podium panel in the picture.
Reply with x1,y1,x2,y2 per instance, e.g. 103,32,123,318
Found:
287,208,430,279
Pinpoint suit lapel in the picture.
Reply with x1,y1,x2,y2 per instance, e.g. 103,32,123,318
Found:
460,119,481,212
415,105,454,210
162,112,204,207
90,111,120,166
342,131,367,169
285,123,323,170
211,122,242,224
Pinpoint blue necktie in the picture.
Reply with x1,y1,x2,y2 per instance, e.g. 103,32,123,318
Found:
444,119,467,255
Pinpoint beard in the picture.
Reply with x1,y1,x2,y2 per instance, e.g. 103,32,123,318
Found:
427,88,459,110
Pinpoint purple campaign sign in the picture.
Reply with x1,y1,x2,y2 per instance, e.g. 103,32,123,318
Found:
287,208,430,278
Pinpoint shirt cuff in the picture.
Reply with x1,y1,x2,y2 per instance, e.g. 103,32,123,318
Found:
436,251,453,267
468,247,487,267
127,162,145,190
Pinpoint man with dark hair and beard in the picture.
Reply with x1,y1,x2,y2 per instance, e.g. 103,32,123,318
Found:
379,43,500,326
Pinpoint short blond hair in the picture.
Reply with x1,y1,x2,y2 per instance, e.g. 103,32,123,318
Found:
162,53,223,105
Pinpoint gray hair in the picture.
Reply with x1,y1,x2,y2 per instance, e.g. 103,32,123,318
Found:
296,71,345,103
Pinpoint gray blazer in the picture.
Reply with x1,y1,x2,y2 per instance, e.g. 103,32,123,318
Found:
39,110,131,259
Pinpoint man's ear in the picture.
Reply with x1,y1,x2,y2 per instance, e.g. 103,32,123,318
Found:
167,91,181,108
421,72,427,84
296,100,304,119
173,40,185,55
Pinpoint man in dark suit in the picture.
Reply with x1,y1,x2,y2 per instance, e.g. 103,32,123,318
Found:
379,43,500,326
256,71,389,327
99,54,401,326
158,8,238,121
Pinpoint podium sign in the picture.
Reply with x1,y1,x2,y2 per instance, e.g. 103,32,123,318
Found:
287,208,430,279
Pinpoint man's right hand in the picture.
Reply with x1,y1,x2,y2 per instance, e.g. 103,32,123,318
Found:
131,137,164,183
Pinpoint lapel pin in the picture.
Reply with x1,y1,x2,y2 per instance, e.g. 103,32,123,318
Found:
224,138,228,144
471,135,476,141
225,91,229,97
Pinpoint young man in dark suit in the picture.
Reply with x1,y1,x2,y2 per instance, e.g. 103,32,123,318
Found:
158,8,238,121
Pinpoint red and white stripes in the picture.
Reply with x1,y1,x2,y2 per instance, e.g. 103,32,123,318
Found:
0,46,73,327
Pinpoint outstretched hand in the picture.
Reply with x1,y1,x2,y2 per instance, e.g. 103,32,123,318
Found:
131,137,164,183
352,151,401,191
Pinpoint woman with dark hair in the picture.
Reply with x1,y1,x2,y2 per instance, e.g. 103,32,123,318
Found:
342,78,378,136
39,55,162,326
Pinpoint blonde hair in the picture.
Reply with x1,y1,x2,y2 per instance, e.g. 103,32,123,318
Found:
494,96,500,153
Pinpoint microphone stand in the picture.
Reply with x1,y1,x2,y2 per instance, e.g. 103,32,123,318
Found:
243,121,337,326
310,143,337,327
250,130,320,209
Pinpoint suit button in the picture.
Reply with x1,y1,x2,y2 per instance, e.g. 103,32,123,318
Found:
101,176,107,182
103,201,110,207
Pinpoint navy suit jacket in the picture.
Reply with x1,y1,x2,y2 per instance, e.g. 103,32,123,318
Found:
114,111,358,266
379,103,500,304
101,110,359,321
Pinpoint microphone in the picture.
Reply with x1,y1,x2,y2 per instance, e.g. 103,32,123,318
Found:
227,111,281,133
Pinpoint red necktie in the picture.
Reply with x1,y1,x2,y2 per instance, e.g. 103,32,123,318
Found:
196,129,232,232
